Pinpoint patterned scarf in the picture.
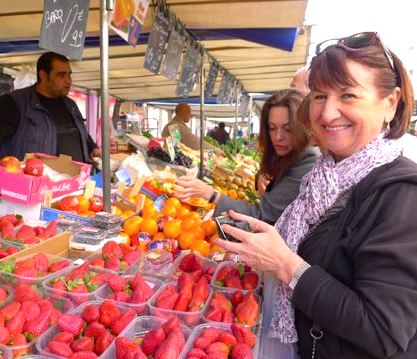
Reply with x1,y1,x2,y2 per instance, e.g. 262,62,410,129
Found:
269,131,402,343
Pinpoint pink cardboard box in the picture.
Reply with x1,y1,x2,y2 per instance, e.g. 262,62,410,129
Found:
0,153,91,205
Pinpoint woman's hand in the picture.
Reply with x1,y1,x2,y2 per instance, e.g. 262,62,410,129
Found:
215,210,304,285
173,176,214,202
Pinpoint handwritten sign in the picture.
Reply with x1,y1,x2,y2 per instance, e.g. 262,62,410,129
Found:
161,26,184,81
217,74,228,104
144,11,170,74
39,0,90,60
204,63,218,98
176,42,201,97
239,93,251,117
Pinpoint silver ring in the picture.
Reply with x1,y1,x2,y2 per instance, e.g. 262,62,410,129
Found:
233,253,240,263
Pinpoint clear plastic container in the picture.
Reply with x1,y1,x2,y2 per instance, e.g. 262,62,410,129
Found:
56,218,83,233
0,253,73,287
210,261,262,294
103,315,192,359
42,265,107,306
0,284,12,307
90,212,123,229
179,322,260,359
147,281,211,328
72,226,107,245
0,239,23,258
85,250,141,275
36,300,133,359
0,344,12,359
138,250,174,280
0,293,73,357
95,275,162,314
202,289,262,329
169,252,218,281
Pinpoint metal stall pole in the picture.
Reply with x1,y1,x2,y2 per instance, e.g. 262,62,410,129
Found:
199,58,205,179
233,86,239,154
100,0,112,212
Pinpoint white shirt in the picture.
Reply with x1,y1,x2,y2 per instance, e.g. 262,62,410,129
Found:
396,133,417,163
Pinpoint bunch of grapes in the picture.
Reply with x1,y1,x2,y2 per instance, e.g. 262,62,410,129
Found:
173,147,194,168
147,147,171,163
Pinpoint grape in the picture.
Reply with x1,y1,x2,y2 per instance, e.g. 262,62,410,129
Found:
147,147,171,163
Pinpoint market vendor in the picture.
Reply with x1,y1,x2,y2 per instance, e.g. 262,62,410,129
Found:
0,51,101,163
162,103,223,156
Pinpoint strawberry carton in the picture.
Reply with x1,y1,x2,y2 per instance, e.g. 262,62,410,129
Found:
85,241,142,275
0,285,11,307
148,272,211,328
42,263,110,306
1,219,58,247
0,284,73,357
0,253,73,287
95,273,162,315
0,240,22,260
0,344,11,359
36,300,136,358
180,322,259,359
211,261,261,294
170,252,218,282
104,316,191,359
203,290,261,328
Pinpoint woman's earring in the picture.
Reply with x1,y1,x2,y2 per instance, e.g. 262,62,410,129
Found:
385,118,391,131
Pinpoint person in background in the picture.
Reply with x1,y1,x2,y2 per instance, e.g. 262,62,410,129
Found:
162,102,223,156
216,32,417,358
290,66,310,93
0,51,100,163
173,88,319,225
207,121,230,145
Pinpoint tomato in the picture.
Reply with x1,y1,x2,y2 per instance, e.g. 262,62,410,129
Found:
89,196,104,212
59,196,80,212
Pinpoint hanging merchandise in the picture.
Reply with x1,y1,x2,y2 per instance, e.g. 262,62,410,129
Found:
226,78,237,104
216,73,229,104
239,92,251,117
144,7,170,74
176,41,202,97
0,72,14,96
204,62,219,99
161,21,184,81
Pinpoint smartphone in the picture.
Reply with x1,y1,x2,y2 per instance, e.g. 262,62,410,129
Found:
214,214,253,243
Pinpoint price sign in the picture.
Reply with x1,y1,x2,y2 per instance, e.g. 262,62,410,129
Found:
39,0,90,60
161,26,184,81
176,42,201,97
204,63,218,98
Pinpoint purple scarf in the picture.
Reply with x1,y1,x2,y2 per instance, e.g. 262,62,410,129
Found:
269,132,402,343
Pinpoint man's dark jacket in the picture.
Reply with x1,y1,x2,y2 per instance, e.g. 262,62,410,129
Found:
292,156,417,358
0,85,92,161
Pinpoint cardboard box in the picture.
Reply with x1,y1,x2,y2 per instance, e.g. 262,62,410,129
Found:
0,153,91,206
0,198,42,220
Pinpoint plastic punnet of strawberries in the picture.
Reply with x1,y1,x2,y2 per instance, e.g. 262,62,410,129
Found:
214,263,259,291
172,252,217,282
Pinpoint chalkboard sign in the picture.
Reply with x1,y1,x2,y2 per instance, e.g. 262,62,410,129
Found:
226,79,236,104
217,74,228,104
161,26,184,81
39,0,90,60
204,63,218,98
144,11,170,74
176,42,201,97
239,93,250,117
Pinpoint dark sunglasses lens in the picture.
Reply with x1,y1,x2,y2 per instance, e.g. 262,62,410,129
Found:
342,32,376,48
316,39,338,54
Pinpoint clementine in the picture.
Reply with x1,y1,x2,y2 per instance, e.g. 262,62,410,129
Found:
77,195,90,214
163,219,182,239
123,216,143,236
193,226,205,242
201,220,218,238
161,204,177,218
153,232,165,241
165,197,182,209
191,239,211,257
176,206,190,219
139,218,158,236
178,231,196,250
181,217,199,231
142,205,158,219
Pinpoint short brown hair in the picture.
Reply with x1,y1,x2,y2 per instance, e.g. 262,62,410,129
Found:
309,43,414,139
259,88,309,181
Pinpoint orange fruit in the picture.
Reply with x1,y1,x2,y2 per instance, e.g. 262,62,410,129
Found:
191,239,211,257
165,197,182,209
210,244,223,254
176,206,190,219
186,211,201,221
142,205,158,219
201,220,218,237
144,197,154,208
139,218,158,236
178,231,196,250
77,195,90,214
161,204,177,218
153,232,165,241
163,219,182,239
123,216,143,236
181,217,199,231
193,226,205,242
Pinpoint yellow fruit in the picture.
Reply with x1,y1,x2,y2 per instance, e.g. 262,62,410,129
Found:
201,220,218,238
191,239,211,257
165,197,182,210
142,205,158,219
139,218,158,236
178,231,196,250
163,219,182,239
122,216,143,236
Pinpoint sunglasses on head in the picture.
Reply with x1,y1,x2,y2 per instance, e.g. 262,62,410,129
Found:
315,32,395,71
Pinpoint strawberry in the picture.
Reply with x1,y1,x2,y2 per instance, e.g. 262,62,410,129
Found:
210,292,232,312
189,269,203,282
91,257,105,268
111,309,136,336
49,340,73,357
52,331,74,344
23,310,51,340
82,304,100,324
49,260,70,273
222,310,234,323
108,274,127,292
179,253,202,272
20,301,40,321
189,277,209,309
95,330,114,355
231,342,253,359
155,284,176,301
231,290,244,306
231,323,256,348
178,272,194,299
33,253,49,274
105,256,123,271
115,291,131,303
99,301,121,328
8,332,27,346
174,294,190,312
88,272,111,287
142,327,166,355
0,302,21,321
38,298,54,317
205,307,223,322
161,317,181,335
156,292,179,310
123,250,140,265
153,330,182,359
71,336,94,352
52,277,67,293
58,314,86,336
14,283,41,302
0,326,10,345
49,308,62,326
115,337,140,359
235,293,259,325
217,331,237,347
14,266,38,278
186,348,206,358
242,271,258,290
84,321,106,339
67,264,89,281
215,266,231,282
0,287,8,302
102,241,123,259
69,351,98,359
131,274,153,302
224,273,242,289
206,341,230,356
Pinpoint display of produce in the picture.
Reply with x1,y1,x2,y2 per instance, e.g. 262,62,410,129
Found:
0,219,58,246
211,262,260,292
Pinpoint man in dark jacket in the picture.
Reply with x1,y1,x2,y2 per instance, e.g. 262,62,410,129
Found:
208,122,230,145
0,51,100,162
